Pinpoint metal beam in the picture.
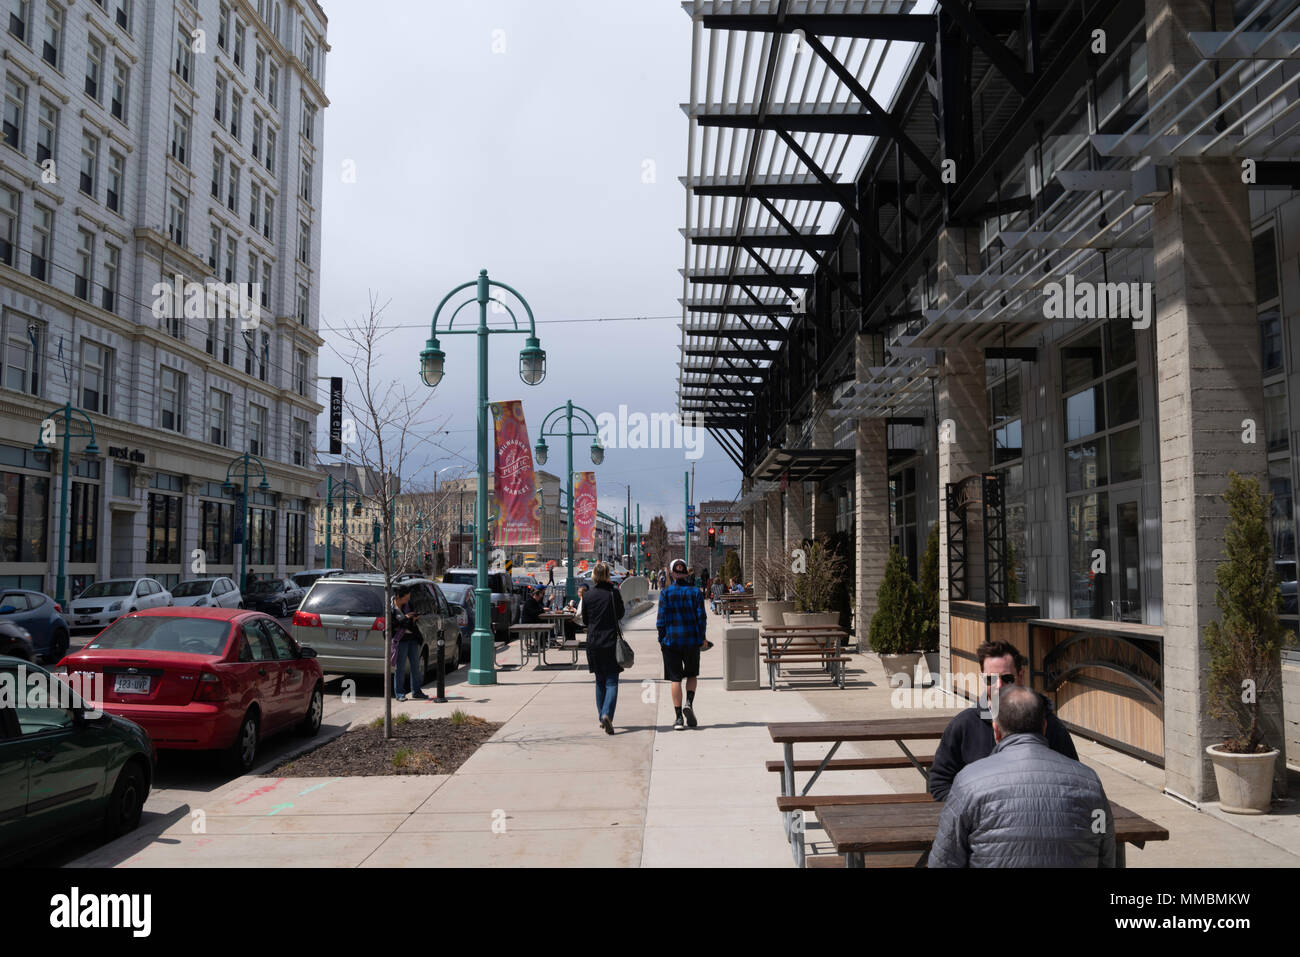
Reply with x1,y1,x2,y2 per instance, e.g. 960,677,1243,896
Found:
933,0,1031,93
699,12,936,44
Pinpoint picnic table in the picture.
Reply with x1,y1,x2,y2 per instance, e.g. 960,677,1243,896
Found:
511,617,580,668
815,799,1169,868
761,628,851,690
716,593,758,622
767,716,951,865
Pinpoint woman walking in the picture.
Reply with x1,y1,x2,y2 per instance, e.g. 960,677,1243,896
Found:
583,562,626,735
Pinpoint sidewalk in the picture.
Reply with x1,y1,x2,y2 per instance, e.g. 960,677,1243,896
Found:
72,600,1300,867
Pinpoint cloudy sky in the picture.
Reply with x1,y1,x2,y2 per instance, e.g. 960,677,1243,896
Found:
315,0,730,530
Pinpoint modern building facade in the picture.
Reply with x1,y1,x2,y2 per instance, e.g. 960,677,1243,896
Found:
681,0,1299,802
0,0,328,595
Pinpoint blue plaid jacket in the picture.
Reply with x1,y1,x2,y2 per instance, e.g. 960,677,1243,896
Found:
657,582,707,647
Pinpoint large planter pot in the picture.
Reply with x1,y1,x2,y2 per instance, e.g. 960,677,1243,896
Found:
880,652,922,688
1207,745,1279,814
758,600,796,628
782,611,840,628
922,652,942,688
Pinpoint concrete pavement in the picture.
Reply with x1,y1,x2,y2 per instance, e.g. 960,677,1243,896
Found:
69,595,1300,867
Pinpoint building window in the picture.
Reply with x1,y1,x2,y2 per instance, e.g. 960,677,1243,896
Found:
260,260,271,309
211,148,224,200
294,349,306,396
102,244,119,312
226,163,239,212
247,506,275,565
200,499,233,564
292,419,308,466
41,3,62,68
146,492,181,564
249,403,267,456
0,469,49,563
297,221,309,263
254,46,265,92
300,158,312,201
3,75,25,150
287,511,305,565
7,0,29,43
232,18,245,70
36,100,55,165
69,480,98,564
247,250,259,291
888,467,918,581
106,150,123,213
208,224,221,271
301,97,315,142
225,235,237,283
251,112,262,162
167,189,187,245
214,74,226,124
86,37,104,101
80,130,98,196
296,284,308,324
174,25,193,84
217,1,228,49
209,388,229,447
159,367,185,433
264,127,275,173
111,59,128,122
114,0,129,32
170,107,190,166
249,181,261,230
4,316,41,395
302,34,315,79
230,90,242,140
0,186,18,267
262,192,273,241
29,203,51,282
74,228,94,300
267,61,279,108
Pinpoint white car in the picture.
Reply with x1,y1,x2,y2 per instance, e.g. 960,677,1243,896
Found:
170,577,243,609
65,578,173,639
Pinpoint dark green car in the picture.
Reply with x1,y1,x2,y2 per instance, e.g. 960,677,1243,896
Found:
0,656,153,864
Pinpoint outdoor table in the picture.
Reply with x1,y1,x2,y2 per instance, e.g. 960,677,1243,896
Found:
815,799,1169,868
510,623,554,666
538,610,581,667
761,629,850,689
717,594,758,622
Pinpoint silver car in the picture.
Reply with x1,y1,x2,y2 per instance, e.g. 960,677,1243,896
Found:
170,577,243,609
65,578,173,640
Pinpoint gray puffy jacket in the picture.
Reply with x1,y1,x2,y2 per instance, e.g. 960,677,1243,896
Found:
928,733,1115,868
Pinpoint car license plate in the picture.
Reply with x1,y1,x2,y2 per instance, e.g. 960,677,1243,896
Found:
114,675,150,695
76,617,96,625
333,629,359,642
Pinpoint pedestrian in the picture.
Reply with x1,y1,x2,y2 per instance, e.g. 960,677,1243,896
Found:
390,584,426,702
548,564,555,586
583,562,626,735
928,685,1115,867
656,558,711,730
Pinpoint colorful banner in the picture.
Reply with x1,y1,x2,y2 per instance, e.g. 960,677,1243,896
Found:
489,400,542,546
574,471,597,553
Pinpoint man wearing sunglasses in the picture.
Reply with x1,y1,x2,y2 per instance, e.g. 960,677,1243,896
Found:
927,640,1077,801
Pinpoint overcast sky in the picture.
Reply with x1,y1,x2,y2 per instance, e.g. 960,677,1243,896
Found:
315,0,731,531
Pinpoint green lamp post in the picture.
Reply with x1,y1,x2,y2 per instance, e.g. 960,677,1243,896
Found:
223,452,271,592
324,472,364,570
33,403,100,607
419,269,546,686
534,400,604,604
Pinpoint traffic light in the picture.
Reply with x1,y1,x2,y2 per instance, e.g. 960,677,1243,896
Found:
708,527,716,547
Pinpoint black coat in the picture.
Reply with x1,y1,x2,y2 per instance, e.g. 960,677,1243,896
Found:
582,581,625,674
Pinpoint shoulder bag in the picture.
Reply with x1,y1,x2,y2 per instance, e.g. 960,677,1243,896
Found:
615,621,635,669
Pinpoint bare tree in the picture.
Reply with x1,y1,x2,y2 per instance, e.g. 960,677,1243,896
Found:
327,294,451,739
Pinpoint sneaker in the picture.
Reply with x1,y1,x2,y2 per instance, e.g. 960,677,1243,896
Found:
600,715,614,735
395,694,407,702
673,714,685,731
411,692,429,700
683,705,698,728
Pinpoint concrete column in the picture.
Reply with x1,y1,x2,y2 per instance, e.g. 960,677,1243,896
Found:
810,400,837,539
856,418,889,640
764,489,783,598
786,482,810,552
935,227,990,669
752,497,767,594
1147,0,1278,801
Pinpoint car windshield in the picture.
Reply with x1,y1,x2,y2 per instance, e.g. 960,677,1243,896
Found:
436,584,468,603
300,582,385,616
249,580,284,594
443,572,475,586
172,580,216,597
87,616,233,656
78,581,135,598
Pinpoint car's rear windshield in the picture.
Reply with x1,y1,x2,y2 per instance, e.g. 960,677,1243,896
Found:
78,581,134,598
443,572,475,586
87,616,233,656
300,582,384,616
249,580,284,593
172,580,215,597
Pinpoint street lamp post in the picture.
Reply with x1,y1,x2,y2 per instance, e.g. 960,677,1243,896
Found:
223,452,271,591
324,472,363,569
420,269,547,686
534,400,604,604
34,403,100,607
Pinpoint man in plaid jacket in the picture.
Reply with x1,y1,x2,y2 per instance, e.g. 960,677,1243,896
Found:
657,558,712,730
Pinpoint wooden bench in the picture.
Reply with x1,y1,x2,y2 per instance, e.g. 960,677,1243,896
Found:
763,649,851,690
764,755,935,774
777,791,932,813
717,595,758,622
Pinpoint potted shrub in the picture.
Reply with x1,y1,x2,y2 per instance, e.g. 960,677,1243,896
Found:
869,546,925,686
918,523,941,686
752,554,796,627
786,539,847,630
1204,471,1291,814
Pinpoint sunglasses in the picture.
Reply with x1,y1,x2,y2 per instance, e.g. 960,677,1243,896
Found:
982,673,1016,686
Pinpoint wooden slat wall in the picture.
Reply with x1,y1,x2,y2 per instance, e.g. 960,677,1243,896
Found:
951,616,983,702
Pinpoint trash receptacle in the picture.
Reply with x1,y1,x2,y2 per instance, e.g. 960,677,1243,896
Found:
723,624,760,691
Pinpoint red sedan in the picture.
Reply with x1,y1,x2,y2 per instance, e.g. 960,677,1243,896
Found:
61,607,324,775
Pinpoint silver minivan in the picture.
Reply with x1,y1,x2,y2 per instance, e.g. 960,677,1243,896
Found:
292,575,462,679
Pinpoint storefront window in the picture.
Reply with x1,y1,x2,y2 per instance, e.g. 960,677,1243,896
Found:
0,470,48,563
146,492,181,564
889,467,918,580
287,511,305,566
248,506,276,565
70,481,99,563
201,500,234,564
1068,492,1110,618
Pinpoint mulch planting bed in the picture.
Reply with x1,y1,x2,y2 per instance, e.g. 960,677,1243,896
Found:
270,715,501,776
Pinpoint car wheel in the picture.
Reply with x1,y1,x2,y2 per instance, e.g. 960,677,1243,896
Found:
103,761,147,840
222,711,259,775
297,683,323,737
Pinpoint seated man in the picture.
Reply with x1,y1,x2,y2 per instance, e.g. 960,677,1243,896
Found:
928,640,1077,801
928,685,1115,868
521,586,544,624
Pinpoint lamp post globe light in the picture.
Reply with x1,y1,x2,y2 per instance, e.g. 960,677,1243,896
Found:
222,452,271,592
535,400,604,603
419,269,546,686
33,403,100,607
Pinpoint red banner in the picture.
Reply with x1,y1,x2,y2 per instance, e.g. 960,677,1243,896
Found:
574,471,597,553
490,400,541,546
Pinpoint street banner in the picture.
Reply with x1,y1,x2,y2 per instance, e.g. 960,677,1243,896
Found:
489,400,542,546
574,471,597,552
329,377,343,454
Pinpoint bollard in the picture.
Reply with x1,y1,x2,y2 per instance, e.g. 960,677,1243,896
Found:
434,636,448,703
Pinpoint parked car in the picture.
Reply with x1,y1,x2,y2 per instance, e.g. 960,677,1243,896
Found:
66,578,173,641
512,574,540,597
243,578,306,619
0,588,69,663
441,568,519,643
0,621,35,661
435,582,476,649
171,577,243,610
61,608,323,775
292,575,462,678
0,656,154,864
291,568,343,590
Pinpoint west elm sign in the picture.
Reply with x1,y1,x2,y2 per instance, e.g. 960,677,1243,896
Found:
107,446,146,464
